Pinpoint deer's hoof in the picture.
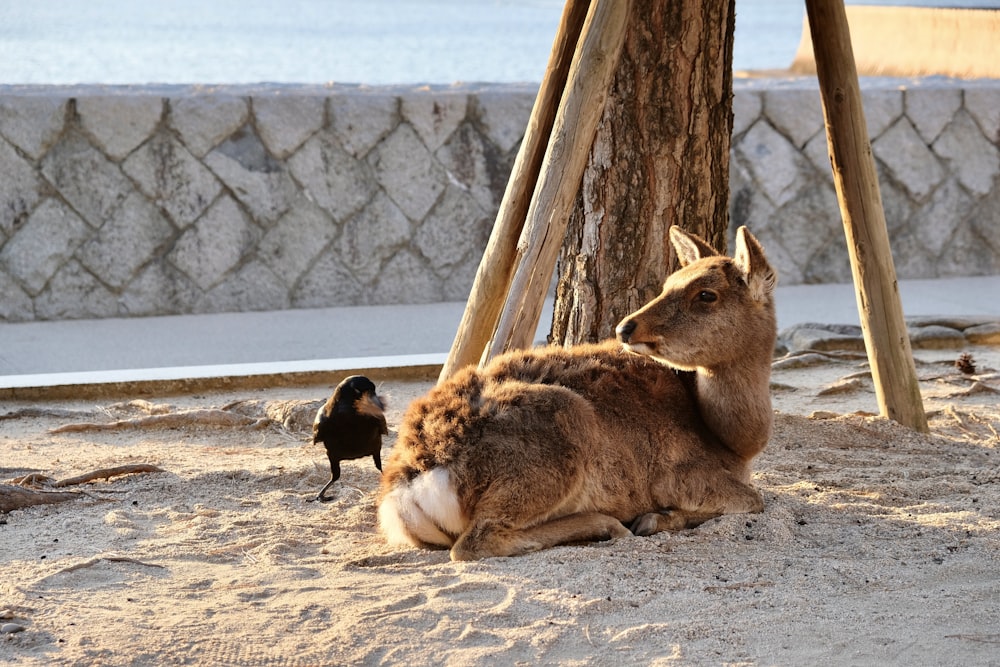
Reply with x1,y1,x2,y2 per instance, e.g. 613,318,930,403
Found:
630,513,661,536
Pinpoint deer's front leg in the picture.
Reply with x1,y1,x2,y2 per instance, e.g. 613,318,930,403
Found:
631,481,765,536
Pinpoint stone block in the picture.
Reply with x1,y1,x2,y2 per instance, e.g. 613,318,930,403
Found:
204,127,297,224
932,110,1000,196
40,132,133,227
889,227,935,280
876,166,918,234
76,191,175,289
0,97,66,159
964,87,1000,142
910,178,972,257
872,118,945,199
473,91,533,153
732,90,762,138
170,95,249,157
77,96,163,160
292,252,365,308
288,130,377,222
748,225,803,286
0,270,33,321
337,192,411,284
415,186,490,272
860,88,903,139
436,123,511,212
33,259,118,320
253,94,326,159
368,123,446,221
763,89,823,147
123,131,222,227
168,195,259,291
802,130,831,176
441,251,478,302
330,93,399,158
0,198,90,295
196,259,289,314
904,86,961,144
257,196,338,288
0,136,42,235
372,249,442,305
119,260,201,317
774,179,841,274
734,120,806,207
801,234,853,284
402,91,468,152
940,222,1000,276
968,185,1000,255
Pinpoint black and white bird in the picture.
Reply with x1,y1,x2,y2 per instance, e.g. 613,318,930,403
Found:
312,375,388,502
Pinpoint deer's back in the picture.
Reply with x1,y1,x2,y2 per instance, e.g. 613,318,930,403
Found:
381,341,740,505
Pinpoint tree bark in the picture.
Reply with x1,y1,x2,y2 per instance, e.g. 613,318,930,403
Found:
552,0,736,345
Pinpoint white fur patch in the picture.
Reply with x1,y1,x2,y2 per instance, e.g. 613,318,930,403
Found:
622,342,655,356
378,468,465,548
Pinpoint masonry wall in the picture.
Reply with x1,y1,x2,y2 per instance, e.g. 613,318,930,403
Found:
1,79,998,322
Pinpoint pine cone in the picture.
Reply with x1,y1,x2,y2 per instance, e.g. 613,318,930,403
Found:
955,353,976,375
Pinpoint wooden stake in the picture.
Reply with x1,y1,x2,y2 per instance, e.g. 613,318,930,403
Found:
437,0,590,382
487,0,632,359
806,0,928,432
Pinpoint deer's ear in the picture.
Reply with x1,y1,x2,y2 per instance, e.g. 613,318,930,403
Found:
669,226,719,266
734,226,777,302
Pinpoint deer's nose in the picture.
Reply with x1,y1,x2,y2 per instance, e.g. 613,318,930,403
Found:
616,319,636,342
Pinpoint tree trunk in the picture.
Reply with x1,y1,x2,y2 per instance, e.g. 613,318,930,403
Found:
551,0,736,345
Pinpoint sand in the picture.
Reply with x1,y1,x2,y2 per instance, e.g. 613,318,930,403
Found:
1,345,998,666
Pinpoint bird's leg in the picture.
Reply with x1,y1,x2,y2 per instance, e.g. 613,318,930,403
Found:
316,460,341,502
373,451,382,472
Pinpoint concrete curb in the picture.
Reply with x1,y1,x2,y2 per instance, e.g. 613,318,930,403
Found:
0,354,444,401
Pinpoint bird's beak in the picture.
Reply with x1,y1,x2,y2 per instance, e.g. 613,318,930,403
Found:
355,392,385,418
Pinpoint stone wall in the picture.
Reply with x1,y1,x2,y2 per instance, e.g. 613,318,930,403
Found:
730,77,1000,285
1,79,998,323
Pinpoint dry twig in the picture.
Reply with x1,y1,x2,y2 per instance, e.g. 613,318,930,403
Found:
2,464,166,513
49,409,270,433
0,484,80,513
50,555,165,576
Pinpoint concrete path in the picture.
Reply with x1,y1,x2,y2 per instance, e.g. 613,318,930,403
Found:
2,276,998,394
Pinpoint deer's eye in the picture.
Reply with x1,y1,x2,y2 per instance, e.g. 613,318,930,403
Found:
697,290,718,303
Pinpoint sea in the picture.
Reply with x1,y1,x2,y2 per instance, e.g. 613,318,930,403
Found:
0,0,994,86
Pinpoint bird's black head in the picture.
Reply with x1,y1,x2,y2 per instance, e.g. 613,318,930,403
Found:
333,375,379,408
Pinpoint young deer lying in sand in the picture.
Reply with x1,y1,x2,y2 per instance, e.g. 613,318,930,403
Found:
378,226,777,561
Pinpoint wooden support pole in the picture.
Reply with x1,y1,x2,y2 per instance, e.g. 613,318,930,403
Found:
438,0,590,382
806,0,929,432
486,0,631,359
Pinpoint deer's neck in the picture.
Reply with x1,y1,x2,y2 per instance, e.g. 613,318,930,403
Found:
694,351,773,461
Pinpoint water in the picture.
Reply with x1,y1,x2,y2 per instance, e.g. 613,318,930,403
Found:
0,0,993,86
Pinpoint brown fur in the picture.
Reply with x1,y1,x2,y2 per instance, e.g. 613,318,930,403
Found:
378,226,777,560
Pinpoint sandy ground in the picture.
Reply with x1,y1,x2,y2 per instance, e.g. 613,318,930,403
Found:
1,345,998,666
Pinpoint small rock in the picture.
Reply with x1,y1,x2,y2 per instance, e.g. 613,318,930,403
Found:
1,623,25,634
908,324,965,349
781,323,865,353
906,316,990,331
817,377,866,396
772,352,832,370
965,322,1000,346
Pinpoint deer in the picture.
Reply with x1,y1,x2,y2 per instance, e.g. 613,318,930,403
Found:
377,225,778,561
